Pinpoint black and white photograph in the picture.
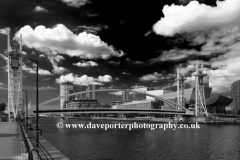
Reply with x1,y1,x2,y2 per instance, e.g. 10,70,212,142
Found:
0,0,240,159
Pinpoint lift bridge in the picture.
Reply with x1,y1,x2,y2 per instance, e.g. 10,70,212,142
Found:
2,30,207,118
33,89,194,116
3,29,24,119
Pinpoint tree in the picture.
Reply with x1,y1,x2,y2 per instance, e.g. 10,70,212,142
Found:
0,103,7,112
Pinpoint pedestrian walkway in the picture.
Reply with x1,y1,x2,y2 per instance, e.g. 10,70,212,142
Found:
0,122,27,160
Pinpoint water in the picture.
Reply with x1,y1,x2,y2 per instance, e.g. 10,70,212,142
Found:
39,118,240,160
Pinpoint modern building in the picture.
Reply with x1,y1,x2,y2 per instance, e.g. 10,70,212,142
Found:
231,80,240,113
65,99,99,109
112,99,163,110
60,82,73,110
113,86,232,114
122,91,129,102
86,85,96,99
206,95,233,114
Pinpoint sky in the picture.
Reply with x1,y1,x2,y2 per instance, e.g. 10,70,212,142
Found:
0,0,240,106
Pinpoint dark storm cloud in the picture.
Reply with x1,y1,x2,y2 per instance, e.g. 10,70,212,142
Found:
0,0,98,31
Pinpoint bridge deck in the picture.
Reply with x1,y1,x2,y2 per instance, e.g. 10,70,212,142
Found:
33,108,194,115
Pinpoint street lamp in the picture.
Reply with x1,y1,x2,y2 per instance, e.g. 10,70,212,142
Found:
22,90,28,130
28,58,39,148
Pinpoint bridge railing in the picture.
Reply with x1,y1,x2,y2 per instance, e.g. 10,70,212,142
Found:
19,122,42,160
34,108,187,114
19,122,54,160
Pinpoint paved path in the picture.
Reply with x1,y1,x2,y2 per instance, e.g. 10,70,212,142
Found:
28,130,70,160
0,122,27,160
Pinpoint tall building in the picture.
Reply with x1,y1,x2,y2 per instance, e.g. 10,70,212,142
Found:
86,85,96,99
122,91,129,102
60,82,73,110
231,80,240,112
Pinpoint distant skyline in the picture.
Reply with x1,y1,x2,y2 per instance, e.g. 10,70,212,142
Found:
1,0,240,105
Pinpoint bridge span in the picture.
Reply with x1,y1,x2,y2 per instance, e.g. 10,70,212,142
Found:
33,108,193,116
37,88,194,116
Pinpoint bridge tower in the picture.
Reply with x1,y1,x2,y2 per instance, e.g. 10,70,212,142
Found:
176,68,185,110
194,62,208,117
3,29,23,119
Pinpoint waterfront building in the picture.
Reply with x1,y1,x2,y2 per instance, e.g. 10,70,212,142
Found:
159,87,232,113
65,99,99,109
231,80,240,113
206,95,233,114
115,86,232,114
122,91,129,102
112,99,163,110
60,82,74,110
86,85,96,99
112,101,123,106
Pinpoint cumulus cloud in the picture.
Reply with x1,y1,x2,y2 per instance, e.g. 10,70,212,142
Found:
53,66,68,74
0,27,10,35
98,75,112,82
33,6,48,12
73,61,98,67
61,0,90,7
22,64,52,75
38,69,52,75
153,0,240,36
39,54,45,58
140,72,162,81
15,24,124,60
140,72,173,81
56,73,112,85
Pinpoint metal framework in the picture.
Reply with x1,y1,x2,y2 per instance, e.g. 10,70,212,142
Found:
4,30,23,119
176,68,185,110
194,62,208,117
